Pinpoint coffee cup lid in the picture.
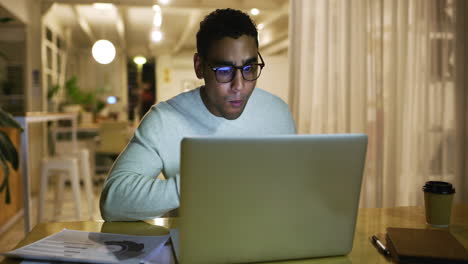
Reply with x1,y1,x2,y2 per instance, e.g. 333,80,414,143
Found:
423,181,455,194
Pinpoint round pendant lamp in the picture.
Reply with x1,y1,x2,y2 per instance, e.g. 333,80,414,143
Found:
92,39,116,64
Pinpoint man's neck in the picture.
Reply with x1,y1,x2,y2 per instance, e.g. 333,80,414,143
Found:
199,85,219,118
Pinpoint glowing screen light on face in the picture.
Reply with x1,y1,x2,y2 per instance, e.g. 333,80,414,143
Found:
107,96,117,104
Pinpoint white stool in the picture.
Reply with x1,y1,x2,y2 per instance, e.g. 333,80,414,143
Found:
79,149,94,217
38,156,81,222
37,149,95,222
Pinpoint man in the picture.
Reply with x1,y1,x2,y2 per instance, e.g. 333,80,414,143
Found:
139,82,155,117
100,8,296,221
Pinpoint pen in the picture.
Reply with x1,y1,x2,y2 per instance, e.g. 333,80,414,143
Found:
371,235,391,257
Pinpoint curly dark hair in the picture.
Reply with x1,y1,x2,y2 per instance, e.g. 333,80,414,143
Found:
196,8,258,58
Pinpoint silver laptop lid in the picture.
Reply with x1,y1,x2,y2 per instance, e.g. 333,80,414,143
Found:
180,134,368,264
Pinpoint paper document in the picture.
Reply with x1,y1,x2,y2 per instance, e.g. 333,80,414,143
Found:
3,229,171,264
18,245,176,264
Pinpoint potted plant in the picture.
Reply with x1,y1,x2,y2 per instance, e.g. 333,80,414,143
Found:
55,76,107,123
61,76,96,112
0,108,23,204
0,17,14,96
0,51,12,96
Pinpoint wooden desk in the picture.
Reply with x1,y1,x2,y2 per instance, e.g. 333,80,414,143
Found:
2,204,467,264
52,123,99,134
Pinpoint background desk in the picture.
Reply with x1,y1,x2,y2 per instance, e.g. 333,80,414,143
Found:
15,112,78,234
2,204,467,264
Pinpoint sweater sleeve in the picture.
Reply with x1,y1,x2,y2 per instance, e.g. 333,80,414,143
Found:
100,108,180,221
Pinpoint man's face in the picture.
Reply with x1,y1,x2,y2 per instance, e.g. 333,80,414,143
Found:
194,35,259,120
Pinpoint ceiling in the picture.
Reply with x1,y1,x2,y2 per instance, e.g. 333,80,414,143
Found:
0,4,23,26
43,0,290,58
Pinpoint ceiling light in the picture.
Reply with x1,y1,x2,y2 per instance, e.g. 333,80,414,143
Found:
257,23,264,30
158,0,170,5
92,39,116,64
93,3,114,10
133,56,147,65
151,30,163,42
250,8,260,16
259,31,272,46
152,4,161,12
153,13,162,27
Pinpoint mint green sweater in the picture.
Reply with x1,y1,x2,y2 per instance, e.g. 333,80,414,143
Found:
100,87,296,221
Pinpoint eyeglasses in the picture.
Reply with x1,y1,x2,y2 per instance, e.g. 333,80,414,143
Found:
205,52,265,83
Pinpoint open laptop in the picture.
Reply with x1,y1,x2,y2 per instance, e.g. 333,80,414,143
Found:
178,134,368,264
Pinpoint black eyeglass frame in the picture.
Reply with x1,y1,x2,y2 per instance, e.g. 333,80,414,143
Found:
205,52,266,83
